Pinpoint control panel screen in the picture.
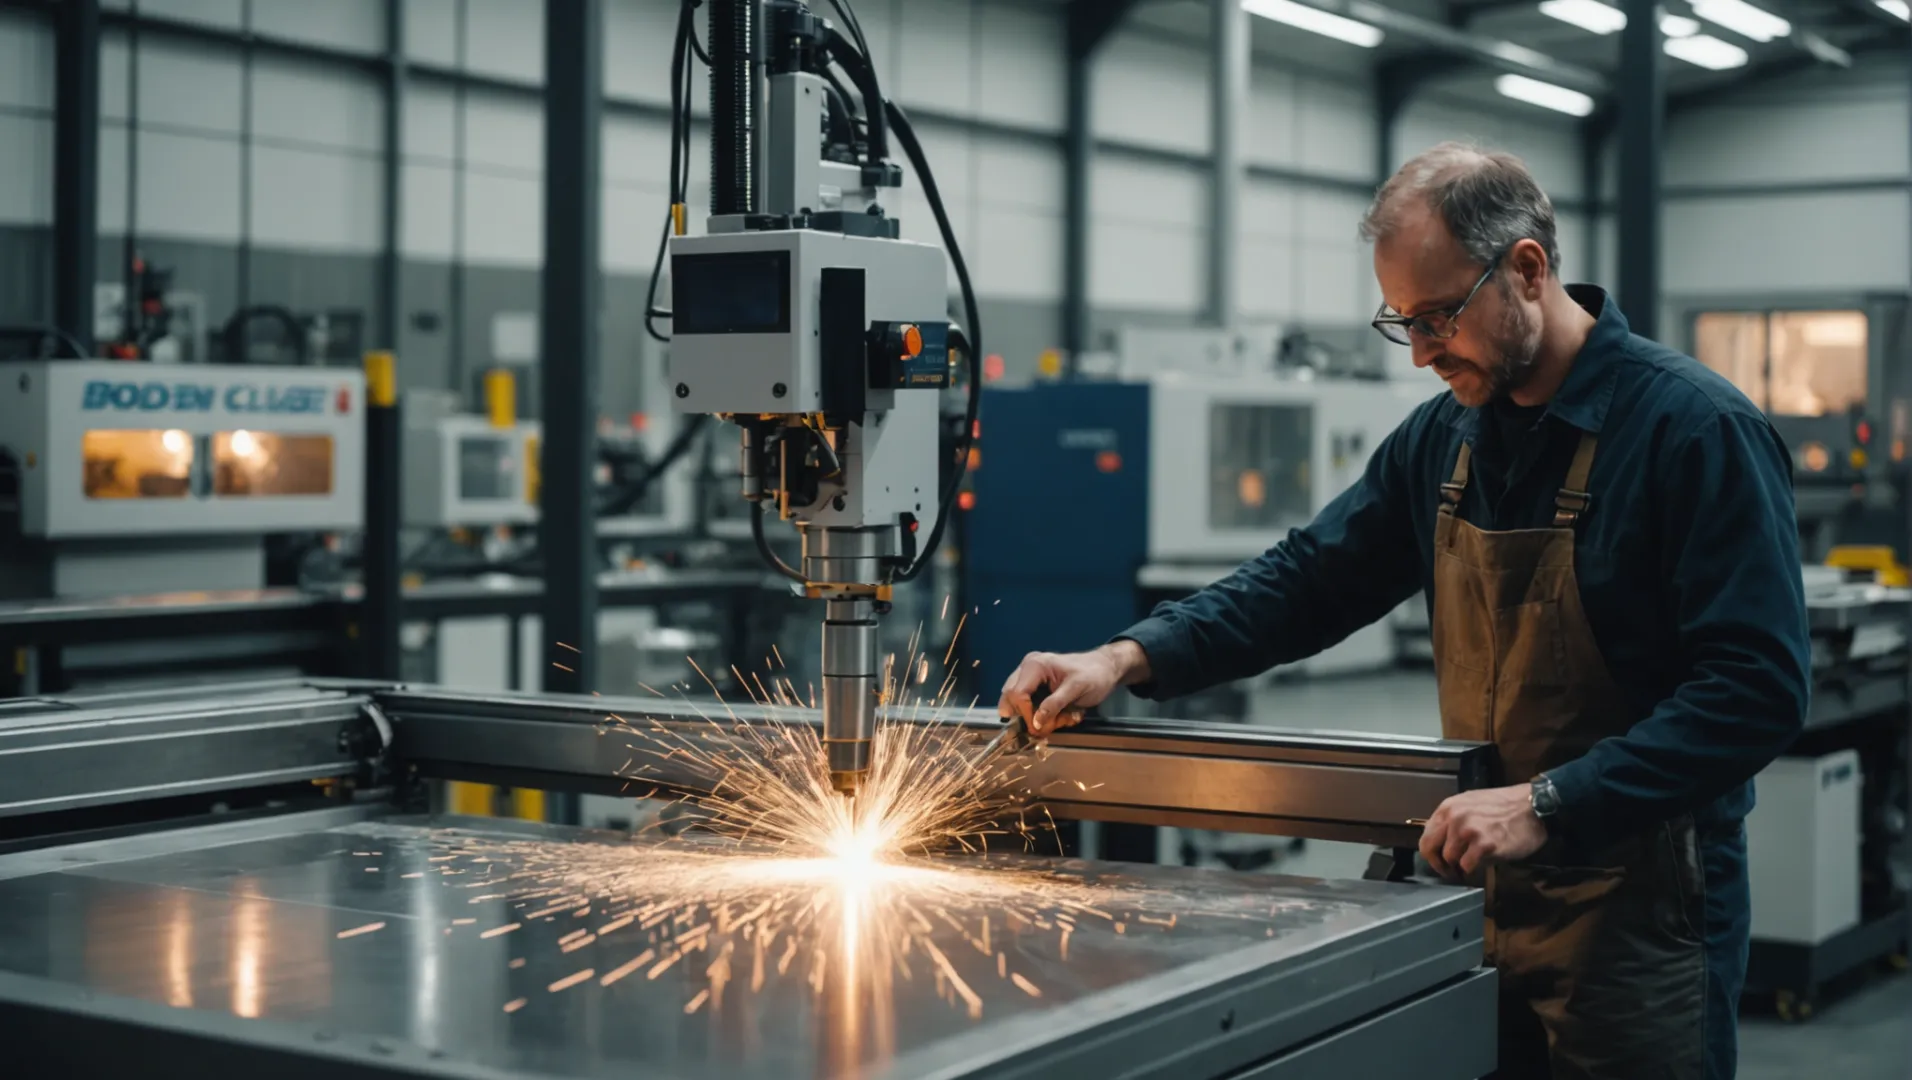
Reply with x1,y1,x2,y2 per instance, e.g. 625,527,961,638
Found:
671,251,791,335
458,435,516,501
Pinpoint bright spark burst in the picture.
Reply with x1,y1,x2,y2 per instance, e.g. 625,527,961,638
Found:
328,598,1343,1061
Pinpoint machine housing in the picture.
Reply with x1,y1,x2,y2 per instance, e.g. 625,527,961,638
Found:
0,360,364,597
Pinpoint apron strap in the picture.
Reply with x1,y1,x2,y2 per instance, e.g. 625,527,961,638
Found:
1439,442,1472,515
1553,433,1598,527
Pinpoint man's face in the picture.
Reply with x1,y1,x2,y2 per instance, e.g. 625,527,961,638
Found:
1373,205,1542,408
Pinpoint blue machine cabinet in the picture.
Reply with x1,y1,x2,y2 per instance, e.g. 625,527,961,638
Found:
964,382,1151,700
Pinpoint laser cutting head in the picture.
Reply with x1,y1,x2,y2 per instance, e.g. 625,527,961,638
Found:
664,1,960,798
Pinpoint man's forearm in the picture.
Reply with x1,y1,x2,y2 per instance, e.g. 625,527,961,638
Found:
1098,639,1152,687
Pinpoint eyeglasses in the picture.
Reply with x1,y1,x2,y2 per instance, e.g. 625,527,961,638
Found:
1371,251,1505,346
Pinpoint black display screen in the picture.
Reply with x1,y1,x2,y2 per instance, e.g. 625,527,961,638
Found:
670,250,792,335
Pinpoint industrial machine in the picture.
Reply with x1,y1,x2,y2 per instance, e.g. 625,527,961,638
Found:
0,359,365,599
1684,294,1912,564
663,0,978,796
0,677,1496,1078
965,364,1437,699
1742,566,1912,1016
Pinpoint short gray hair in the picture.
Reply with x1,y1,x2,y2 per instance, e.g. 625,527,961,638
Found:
1359,141,1561,274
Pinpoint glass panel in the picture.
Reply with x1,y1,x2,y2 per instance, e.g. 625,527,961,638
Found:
1693,312,1768,411
1769,310,1867,418
82,430,195,499
457,435,516,501
1208,404,1312,531
212,432,334,497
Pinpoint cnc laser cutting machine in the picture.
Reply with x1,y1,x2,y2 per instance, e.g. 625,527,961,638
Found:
0,677,1498,1080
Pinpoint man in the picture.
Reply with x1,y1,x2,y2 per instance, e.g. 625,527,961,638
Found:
997,142,1808,1080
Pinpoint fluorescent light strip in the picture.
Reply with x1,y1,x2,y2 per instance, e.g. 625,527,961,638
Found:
1690,0,1790,41
1538,0,1626,33
1664,32,1750,68
1877,0,1910,21
1494,74,1596,117
1537,1,1702,37
1242,0,1385,47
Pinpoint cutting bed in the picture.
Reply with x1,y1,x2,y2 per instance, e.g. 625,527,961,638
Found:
0,679,1499,1079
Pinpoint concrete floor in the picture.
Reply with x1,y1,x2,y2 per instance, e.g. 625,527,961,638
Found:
1207,668,1912,1080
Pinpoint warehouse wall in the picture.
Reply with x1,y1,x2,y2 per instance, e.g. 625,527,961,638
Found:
1658,56,1910,349
10,1,1882,399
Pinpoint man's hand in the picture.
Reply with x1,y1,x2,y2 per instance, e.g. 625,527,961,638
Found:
998,641,1151,737
1418,783,1548,880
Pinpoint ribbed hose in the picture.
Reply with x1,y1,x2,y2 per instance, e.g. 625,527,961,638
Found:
708,0,755,216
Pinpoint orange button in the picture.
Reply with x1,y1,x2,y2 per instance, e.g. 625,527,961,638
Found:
903,325,923,358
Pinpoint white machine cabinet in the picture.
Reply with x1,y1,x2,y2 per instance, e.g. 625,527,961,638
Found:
0,360,365,538
0,360,364,597
1746,749,1862,945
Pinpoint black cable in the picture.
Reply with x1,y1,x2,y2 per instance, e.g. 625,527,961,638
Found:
826,0,874,69
823,27,887,165
752,501,808,584
0,325,90,360
884,99,981,584
645,0,702,343
598,415,711,518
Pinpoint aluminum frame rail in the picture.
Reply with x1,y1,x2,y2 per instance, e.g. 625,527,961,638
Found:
0,680,1496,851
379,687,1496,850
0,680,386,821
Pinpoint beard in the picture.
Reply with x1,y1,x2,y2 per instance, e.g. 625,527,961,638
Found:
1433,282,1544,406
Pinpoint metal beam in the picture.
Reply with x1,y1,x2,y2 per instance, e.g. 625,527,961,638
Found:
1209,0,1247,331
1669,31,1905,113
1324,0,1611,96
539,0,602,825
1617,0,1662,339
1063,0,1146,360
1375,54,1472,185
52,0,99,351
380,1,405,352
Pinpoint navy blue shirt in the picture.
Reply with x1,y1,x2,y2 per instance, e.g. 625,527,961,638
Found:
1118,286,1810,850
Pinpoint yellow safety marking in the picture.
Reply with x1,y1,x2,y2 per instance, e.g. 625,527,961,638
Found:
485,369,517,429
364,351,397,407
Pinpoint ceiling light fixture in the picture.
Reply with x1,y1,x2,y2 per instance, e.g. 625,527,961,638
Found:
1538,0,1627,33
1876,0,1910,20
1664,32,1751,68
1660,13,1701,35
1494,73,1597,116
1690,0,1791,41
1242,0,1385,47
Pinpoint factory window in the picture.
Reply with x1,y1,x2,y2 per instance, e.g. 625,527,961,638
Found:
1694,313,1768,411
1694,309,1867,418
82,429,195,499
211,431,334,497
1769,311,1867,418
458,434,517,501
1209,404,1312,530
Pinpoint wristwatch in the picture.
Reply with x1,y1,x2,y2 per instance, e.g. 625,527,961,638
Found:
1530,774,1562,820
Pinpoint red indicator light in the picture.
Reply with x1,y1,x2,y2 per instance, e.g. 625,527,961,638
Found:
1096,451,1121,473
983,354,1006,382
958,491,976,511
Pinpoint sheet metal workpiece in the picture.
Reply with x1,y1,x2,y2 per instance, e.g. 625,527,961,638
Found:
0,810,1493,1080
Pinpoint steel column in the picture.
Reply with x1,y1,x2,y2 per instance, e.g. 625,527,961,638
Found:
1062,39,1093,358
381,1,405,350
52,0,100,350
1062,0,1144,363
1208,0,1246,331
1580,111,1614,287
538,0,602,823
361,353,403,681
1616,0,1662,339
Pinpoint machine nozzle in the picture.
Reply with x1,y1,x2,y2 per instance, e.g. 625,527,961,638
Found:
821,598,878,799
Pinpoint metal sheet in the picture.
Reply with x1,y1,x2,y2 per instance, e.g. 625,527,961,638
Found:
0,812,1483,1080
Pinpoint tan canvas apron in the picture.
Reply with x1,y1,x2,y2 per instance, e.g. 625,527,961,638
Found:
1432,432,1710,1080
